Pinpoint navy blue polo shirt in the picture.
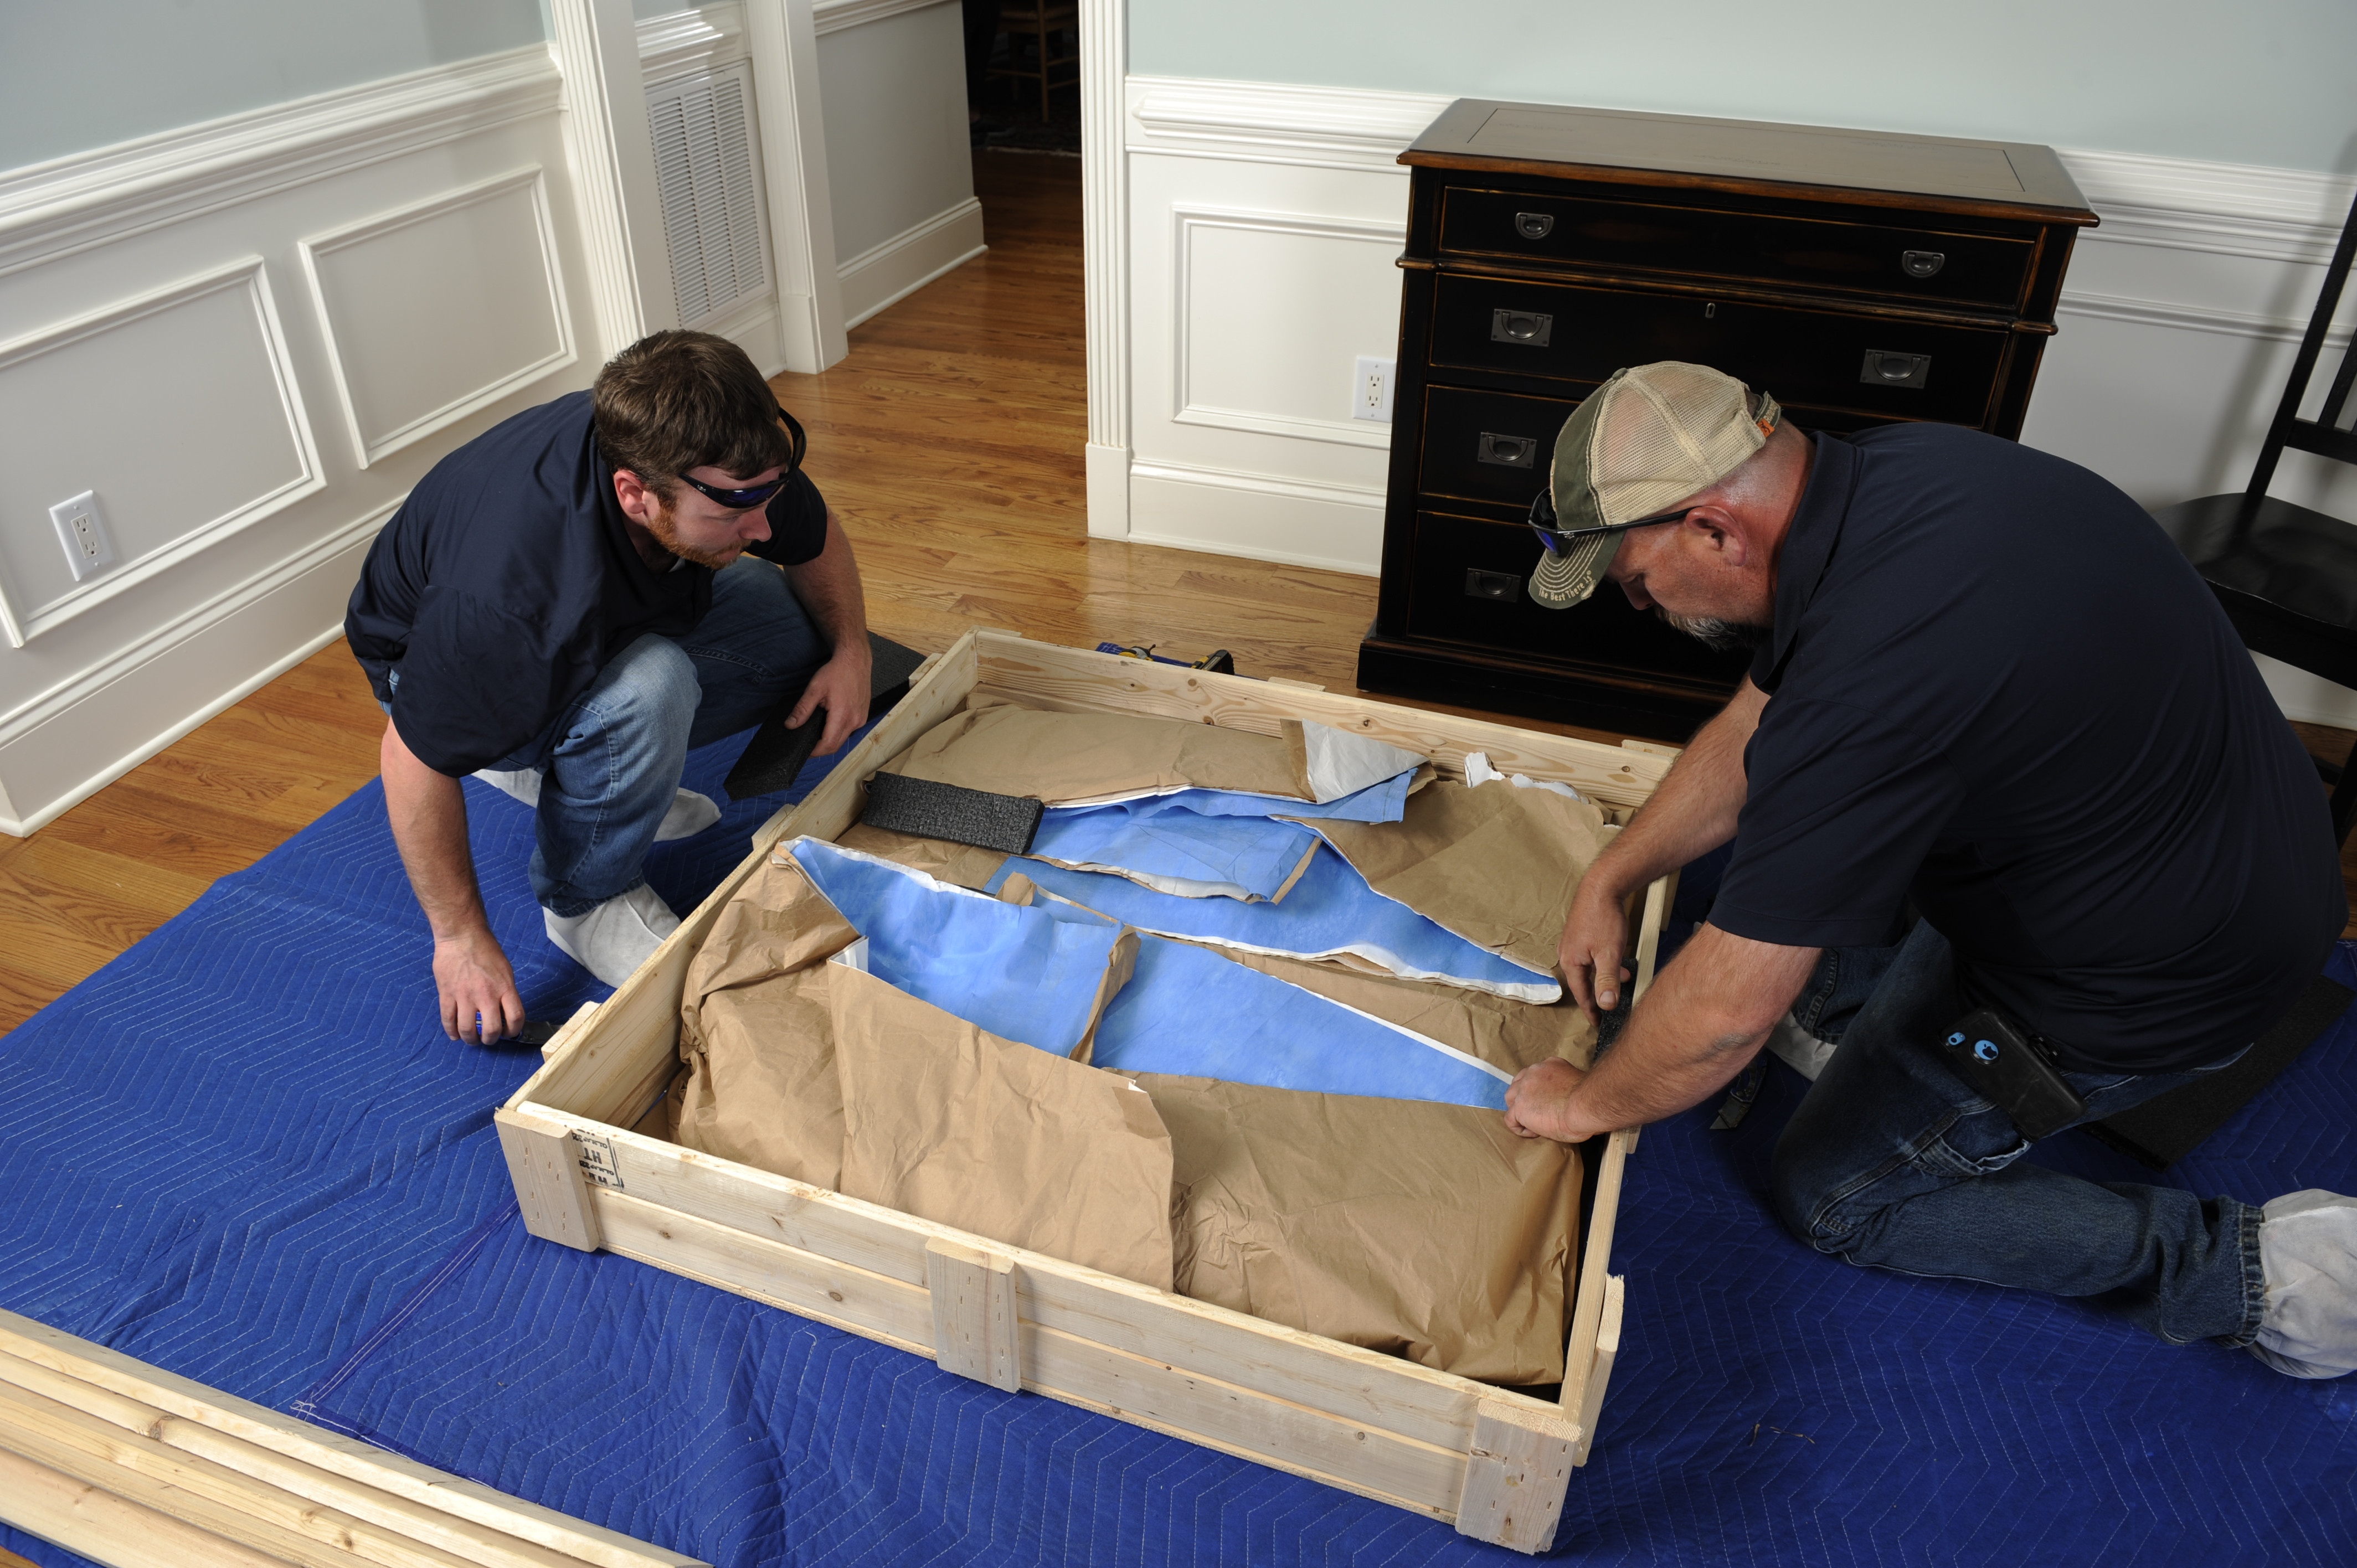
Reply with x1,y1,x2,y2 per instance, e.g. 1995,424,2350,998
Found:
1709,424,2343,1073
344,390,828,777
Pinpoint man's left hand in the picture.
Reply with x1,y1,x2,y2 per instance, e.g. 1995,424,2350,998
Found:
1505,1056,1608,1143
788,642,874,755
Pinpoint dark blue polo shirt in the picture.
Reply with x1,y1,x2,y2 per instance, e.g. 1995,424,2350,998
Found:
344,390,828,777
1710,424,2343,1073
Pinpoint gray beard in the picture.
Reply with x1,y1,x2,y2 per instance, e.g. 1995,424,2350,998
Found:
1659,609,1770,652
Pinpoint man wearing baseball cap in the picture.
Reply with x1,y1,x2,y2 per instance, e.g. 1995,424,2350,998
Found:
1501,362,2355,1379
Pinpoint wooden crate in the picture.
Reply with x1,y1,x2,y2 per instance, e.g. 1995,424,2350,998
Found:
497,631,1677,1555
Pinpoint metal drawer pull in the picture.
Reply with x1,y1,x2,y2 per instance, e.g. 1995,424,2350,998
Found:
1861,350,1932,388
1515,212,1556,240
1478,432,1538,468
1465,568,1521,601
1490,308,1554,347
1902,249,1946,278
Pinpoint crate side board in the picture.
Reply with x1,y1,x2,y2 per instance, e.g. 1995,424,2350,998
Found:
593,1188,1473,1521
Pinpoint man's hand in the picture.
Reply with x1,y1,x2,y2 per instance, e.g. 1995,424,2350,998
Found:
1505,1058,1610,1143
432,925,526,1044
1560,873,1634,1020
786,639,873,756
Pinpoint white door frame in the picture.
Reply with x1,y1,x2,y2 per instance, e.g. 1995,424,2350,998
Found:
549,0,849,374
1079,0,1131,537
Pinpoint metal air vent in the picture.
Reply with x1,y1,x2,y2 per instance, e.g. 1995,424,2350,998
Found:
646,62,771,328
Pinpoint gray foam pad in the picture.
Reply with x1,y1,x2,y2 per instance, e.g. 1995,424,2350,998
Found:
860,772,1043,855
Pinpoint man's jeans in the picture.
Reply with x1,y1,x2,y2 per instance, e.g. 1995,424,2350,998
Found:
392,558,828,918
1769,920,2266,1348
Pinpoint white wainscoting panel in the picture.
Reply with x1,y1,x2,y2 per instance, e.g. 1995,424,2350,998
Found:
1113,74,2357,721
0,45,599,834
816,0,983,325
1171,205,1404,451
300,168,575,467
0,257,322,646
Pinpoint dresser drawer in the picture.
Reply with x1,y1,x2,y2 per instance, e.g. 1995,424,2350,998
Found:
1418,385,1584,507
1439,186,2037,311
1428,271,2006,425
1403,509,1753,687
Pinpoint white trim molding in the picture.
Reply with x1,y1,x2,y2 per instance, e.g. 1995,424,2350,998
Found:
549,0,680,357
299,167,578,468
637,2,750,83
1128,76,1451,173
0,501,393,837
839,198,987,328
1080,0,1131,538
2058,147,2357,265
1169,204,1405,450
0,258,325,648
813,0,953,36
0,45,560,280
745,0,849,371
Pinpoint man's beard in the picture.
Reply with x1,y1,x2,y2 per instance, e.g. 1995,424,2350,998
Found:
1657,608,1769,652
645,501,740,569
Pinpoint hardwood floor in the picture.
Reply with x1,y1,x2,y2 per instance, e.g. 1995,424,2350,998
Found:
2,148,2354,1039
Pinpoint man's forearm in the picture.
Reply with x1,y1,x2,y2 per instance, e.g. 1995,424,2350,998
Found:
786,510,869,657
380,722,491,939
1588,677,1766,897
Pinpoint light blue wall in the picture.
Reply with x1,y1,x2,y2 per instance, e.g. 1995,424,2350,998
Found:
1130,0,2357,173
0,1,549,171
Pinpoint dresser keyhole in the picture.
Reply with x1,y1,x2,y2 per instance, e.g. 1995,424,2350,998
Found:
1705,302,1717,319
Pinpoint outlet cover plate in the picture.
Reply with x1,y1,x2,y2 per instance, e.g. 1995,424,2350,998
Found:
50,490,116,582
1352,356,1396,423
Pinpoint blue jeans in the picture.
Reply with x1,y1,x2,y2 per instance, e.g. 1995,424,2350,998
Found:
1768,920,2265,1347
390,558,828,917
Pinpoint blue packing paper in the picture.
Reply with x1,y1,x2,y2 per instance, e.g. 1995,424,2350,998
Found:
1093,936,1510,1108
988,845,1558,1001
1030,798,1322,900
789,839,1122,1056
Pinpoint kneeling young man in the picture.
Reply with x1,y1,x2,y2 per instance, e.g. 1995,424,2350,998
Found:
346,331,872,1040
1504,361,2356,1380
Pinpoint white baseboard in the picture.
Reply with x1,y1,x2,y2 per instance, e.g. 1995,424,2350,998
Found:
1128,461,1383,575
837,198,986,328
0,504,390,837
1085,442,1132,538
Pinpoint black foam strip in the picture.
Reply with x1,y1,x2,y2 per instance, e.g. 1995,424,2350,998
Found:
2086,973,2354,1170
725,633,929,801
860,772,1043,855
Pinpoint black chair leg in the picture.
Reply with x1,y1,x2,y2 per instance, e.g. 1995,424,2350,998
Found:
2333,733,2357,847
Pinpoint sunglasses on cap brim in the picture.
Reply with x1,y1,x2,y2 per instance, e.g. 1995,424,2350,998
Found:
670,405,810,510
1525,487,1695,556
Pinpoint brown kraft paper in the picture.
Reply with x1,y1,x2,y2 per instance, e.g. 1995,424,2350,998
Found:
879,700,1422,805
833,965,1177,1290
1291,778,1612,981
673,854,861,1188
1132,1074,1581,1385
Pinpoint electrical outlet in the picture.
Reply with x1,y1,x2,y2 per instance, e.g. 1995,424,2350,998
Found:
50,491,116,582
1352,356,1396,424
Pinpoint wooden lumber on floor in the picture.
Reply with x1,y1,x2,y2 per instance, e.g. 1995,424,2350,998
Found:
0,1310,704,1568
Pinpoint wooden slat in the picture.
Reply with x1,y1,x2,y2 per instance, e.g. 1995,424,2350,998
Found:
543,1116,1515,1454
1571,1276,1625,1466
594,1189,1469,1518
493,1111,601,1252
1557,1128,1636,1428
0,1443,295,1568
1453,1400,1579,1553
0,1313,702,1568
925,1240,1022,1392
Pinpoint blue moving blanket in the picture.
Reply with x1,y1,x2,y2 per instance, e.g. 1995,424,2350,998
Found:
987,847,1560,1001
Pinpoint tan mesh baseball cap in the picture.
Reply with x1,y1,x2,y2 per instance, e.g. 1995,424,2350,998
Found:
1527,362,1782,610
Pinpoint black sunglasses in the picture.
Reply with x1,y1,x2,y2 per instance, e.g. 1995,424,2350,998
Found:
1526,487,1694,555
671,406,809,510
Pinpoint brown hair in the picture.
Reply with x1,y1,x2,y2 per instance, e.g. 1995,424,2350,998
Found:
591,329,794,499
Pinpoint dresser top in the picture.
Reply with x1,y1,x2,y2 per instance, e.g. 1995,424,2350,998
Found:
1404,100,2095,224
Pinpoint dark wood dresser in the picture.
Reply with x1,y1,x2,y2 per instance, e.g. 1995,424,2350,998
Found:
1357,100,2098,738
